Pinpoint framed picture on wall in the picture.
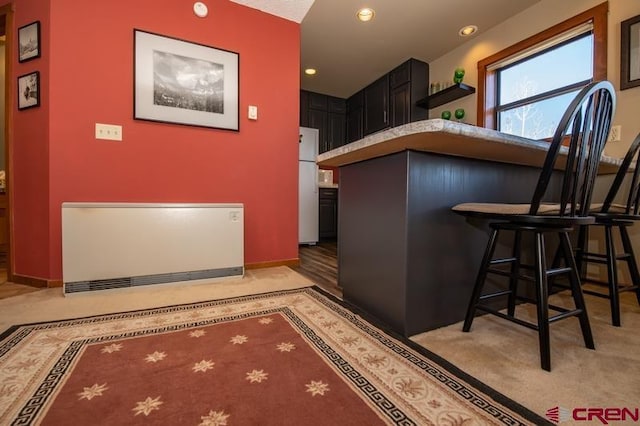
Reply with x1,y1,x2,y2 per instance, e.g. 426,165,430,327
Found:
621,14,640,90
18,71,40,110
18,21,41,62
133,29,239,131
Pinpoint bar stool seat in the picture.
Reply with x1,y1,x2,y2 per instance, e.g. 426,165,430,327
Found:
452,81,616,371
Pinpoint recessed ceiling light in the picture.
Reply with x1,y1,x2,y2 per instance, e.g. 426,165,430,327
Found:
304,68,317,76
459,25,478,37
356,8,375,22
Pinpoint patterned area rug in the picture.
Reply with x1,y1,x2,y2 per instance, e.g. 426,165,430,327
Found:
0,287,549,425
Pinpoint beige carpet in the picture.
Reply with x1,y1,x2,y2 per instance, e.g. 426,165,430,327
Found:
412,287,640,423
0,266,314,332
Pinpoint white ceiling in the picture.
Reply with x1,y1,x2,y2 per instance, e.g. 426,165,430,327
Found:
231,0,541,98
229,0,315,23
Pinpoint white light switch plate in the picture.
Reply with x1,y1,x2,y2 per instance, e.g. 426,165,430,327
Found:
248,105,258,120
95,123,122,141
608,125,621,142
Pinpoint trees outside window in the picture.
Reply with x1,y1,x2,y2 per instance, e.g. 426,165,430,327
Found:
477,2,607,137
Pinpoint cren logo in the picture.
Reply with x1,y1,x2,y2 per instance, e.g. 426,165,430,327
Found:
546,406,571,423
546,406,640,424
573,408,639,424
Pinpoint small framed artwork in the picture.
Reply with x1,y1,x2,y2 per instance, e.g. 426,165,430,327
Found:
18,21,41,62
18,71,40,110
621,14,640,90
134,29,239,131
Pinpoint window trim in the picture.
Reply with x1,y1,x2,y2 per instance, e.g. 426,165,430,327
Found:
477,1,608,128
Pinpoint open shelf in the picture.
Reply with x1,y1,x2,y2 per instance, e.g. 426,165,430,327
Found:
416,83,476,109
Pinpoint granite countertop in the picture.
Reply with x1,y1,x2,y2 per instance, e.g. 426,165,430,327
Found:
317,119,621,174
318,183,339,189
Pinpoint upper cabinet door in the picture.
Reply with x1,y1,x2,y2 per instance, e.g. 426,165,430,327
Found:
364,74,390,135
390,82,410,128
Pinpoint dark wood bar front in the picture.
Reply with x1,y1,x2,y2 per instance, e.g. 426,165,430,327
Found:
318,119,620,336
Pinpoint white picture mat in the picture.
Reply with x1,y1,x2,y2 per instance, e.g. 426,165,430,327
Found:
630,22,640,81
134,30,239,130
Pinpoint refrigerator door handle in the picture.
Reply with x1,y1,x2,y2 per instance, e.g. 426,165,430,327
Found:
312,164,318,193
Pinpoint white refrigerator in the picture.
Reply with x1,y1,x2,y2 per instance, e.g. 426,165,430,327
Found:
299,127,319,245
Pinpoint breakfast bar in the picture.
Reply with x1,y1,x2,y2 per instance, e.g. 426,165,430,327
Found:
317,119,620,337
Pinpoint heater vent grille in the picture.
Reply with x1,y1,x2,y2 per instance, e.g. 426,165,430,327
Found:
64,267,244,294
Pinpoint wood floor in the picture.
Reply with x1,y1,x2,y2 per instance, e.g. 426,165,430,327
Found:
0,269,41,300
0,244,342,300
291,241,341,298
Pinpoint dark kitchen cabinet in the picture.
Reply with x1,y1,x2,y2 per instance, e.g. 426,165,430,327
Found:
347,90,364,143
389,59,429,126
300,90,309,127
390,82,411,128
300,90,347,154
350,58,428,140
328,112,346,150
319,188,338,240
309,91,328,110
308,108,328,153
364,74,390,135
302,58,428,147
327,96,347,151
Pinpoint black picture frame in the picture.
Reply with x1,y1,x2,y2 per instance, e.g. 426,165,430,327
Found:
133,29,239,131
18,21,41,63
18,71,40,110
621,14,640,90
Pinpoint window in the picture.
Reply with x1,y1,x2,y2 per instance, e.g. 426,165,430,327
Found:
477,2,608,137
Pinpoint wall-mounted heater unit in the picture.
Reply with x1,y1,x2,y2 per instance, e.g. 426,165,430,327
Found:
62,203,244,295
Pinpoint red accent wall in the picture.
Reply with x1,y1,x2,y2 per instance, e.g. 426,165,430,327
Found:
11,0,300,280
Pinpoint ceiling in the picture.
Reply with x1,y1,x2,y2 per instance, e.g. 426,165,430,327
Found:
231,0,541,98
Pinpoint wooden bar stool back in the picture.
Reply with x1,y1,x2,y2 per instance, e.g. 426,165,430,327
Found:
452,81,616,371
576,131,640,326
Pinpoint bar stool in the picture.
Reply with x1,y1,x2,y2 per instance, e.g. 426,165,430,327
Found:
451,81,616,371
574,132,640,326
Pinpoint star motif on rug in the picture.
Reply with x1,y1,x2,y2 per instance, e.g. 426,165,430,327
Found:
245,369,268,383
305,380,330,396
101,343,123,354
258,318,273,325
230,335,248,345
276,342,296,352
190,330,206,338
77,383,108,400
132,396,163,416
193,360,215,373
199,409,230,426
145,351,167,363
